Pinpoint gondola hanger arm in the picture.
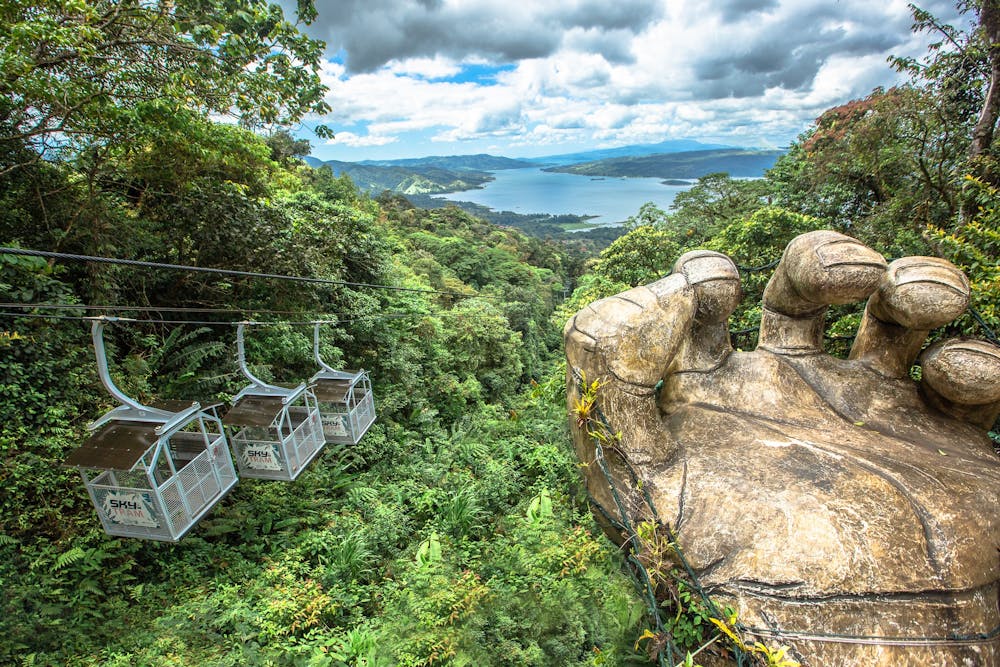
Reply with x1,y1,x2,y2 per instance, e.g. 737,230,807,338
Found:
236,321,290,395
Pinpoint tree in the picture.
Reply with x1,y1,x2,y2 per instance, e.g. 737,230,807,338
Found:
705,206,825,345
764,3,1000,252
893,2,999,348
970,1,1000,159
266,129,312,164
0,0,330,174
622,201,670,231
769,86,966,255
592,225,681,287
664,173,771,245
927,176,1000,339
891,1,1000,163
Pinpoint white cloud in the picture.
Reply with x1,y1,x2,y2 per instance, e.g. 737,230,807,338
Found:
385,57,463,79
304,0,977,158
326,131,398,147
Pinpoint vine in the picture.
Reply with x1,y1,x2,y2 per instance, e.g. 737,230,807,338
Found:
571,370,799,667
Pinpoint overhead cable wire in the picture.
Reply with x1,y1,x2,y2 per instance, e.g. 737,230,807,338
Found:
6,248,994,343
0,302,348,316
969,307,1000,346
0,311,343,326
0,309,498,327
0,247,481,299
0,311,414,326
0,301,459,319
736,257,782,273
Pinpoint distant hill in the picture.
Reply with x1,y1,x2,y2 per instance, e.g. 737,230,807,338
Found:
304,158,495,195
358,154,535,171
529,139,735,166
544,148,785,179
301,144,784,195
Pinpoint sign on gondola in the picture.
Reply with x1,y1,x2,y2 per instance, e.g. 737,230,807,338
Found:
242,445,283,471
223,324,326,481
311,323,377,445
101,491,160,528
323,414,348,438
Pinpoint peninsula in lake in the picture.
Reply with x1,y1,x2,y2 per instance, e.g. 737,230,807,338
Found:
302,154,534,195
542,148,785,179
305,142,785,197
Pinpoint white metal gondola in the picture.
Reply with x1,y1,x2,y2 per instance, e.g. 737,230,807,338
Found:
310,323,376,445
64,319,238,541
222,323,324,481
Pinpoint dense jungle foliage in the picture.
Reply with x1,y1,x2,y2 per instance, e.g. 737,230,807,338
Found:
1,1,999,666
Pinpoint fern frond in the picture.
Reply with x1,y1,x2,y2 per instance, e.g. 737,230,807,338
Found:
55,546,87,570
78,577,102,597
346,486,379,508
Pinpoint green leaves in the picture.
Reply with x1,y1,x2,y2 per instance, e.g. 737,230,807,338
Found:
927,175,1000,341
415,531,443,567
0,37,629,664
526,488,553,525
1,0,329,171
593,225,681,287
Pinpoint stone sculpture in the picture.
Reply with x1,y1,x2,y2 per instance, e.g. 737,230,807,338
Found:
564,230,1000,665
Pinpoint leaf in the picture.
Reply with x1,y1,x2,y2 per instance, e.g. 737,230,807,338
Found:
54,546,86,571
415,531,442,566
634,628,657,651
709,617,747,651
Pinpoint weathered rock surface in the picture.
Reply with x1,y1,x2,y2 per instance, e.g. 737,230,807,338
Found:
565,231,1000,665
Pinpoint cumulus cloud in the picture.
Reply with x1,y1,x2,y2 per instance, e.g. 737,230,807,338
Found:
564,28,637,64
717,0,780,22
298,0,978,158
686,4,908,99
327,131,398,147
385,57,463,79
294,0,663,72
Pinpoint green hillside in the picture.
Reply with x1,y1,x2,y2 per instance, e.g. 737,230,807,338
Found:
359,154,535,170
309,160,495,195
545,148,785,179
2,2,999,666
526,139,734,165
1,123,643,664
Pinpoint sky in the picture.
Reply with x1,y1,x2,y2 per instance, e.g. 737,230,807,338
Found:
289,0,969,162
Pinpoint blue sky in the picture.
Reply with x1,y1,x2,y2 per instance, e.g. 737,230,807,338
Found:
289,0,969,162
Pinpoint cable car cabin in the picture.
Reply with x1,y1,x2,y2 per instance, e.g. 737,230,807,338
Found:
224,324,325,481
310,370,376,445
311,323,376,445
222,384,324,481
66,319,238,541
66,400,238,542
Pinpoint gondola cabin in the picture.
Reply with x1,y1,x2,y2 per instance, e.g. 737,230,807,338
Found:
224,324,325,481
311,323,376,445
311,370,375,444
65,320,238,541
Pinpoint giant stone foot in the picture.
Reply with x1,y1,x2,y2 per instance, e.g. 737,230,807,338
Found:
564,230,1000,665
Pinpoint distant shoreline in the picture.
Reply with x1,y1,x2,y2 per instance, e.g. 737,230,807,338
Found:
428,167,694,229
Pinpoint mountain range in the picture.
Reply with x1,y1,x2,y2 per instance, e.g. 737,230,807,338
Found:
524,139,735,166
356,154,534,170
301,157,497,194
303,140,785,195
543,148,786,180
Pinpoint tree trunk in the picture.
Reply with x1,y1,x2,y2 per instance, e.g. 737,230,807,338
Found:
970,0,1000,160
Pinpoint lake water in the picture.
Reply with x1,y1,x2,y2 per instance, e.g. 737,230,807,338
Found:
437,167,692,226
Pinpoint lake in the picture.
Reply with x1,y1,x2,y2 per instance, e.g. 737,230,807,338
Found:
436,167,693,226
